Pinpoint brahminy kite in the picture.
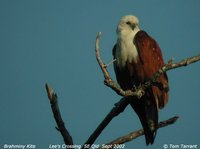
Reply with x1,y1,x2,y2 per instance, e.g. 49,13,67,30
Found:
112,15,169,145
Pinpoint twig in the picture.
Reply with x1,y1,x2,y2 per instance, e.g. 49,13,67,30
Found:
99,116,179,149
104,59,116,68
45,83,73,147
82,97,131,149
95,32,200,98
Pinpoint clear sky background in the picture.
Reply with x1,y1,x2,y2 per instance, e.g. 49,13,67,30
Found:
0,1,200,149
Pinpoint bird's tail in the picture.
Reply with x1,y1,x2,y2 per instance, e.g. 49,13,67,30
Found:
130,89,158,145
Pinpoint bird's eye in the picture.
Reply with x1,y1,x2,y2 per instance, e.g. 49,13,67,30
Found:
126,21,135,30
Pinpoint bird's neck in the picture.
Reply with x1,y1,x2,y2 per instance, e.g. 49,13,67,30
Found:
116,28,140,68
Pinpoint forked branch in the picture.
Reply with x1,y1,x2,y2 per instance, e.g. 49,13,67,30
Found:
95,32,200,97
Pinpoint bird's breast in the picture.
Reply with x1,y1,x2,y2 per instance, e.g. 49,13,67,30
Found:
115,36,139,69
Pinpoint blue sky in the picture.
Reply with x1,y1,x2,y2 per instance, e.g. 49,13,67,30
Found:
0,1,200,149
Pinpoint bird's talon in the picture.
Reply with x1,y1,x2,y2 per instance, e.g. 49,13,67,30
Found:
137,89,145,98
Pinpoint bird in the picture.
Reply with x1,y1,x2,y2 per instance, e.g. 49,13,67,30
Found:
112,15,169,145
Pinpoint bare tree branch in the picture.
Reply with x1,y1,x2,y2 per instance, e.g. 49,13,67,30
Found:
45,83,73,147
95,32,200,98
142,55,200,90
99,116,179,149
82,97,131,149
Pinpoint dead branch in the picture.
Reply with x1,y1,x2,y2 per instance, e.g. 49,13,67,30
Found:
99,116,179,149
82,97,131,149
95,32,200,98
45,83,73,147
142,55,200,90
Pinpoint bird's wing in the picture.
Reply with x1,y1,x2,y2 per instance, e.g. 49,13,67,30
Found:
134,30,169,108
